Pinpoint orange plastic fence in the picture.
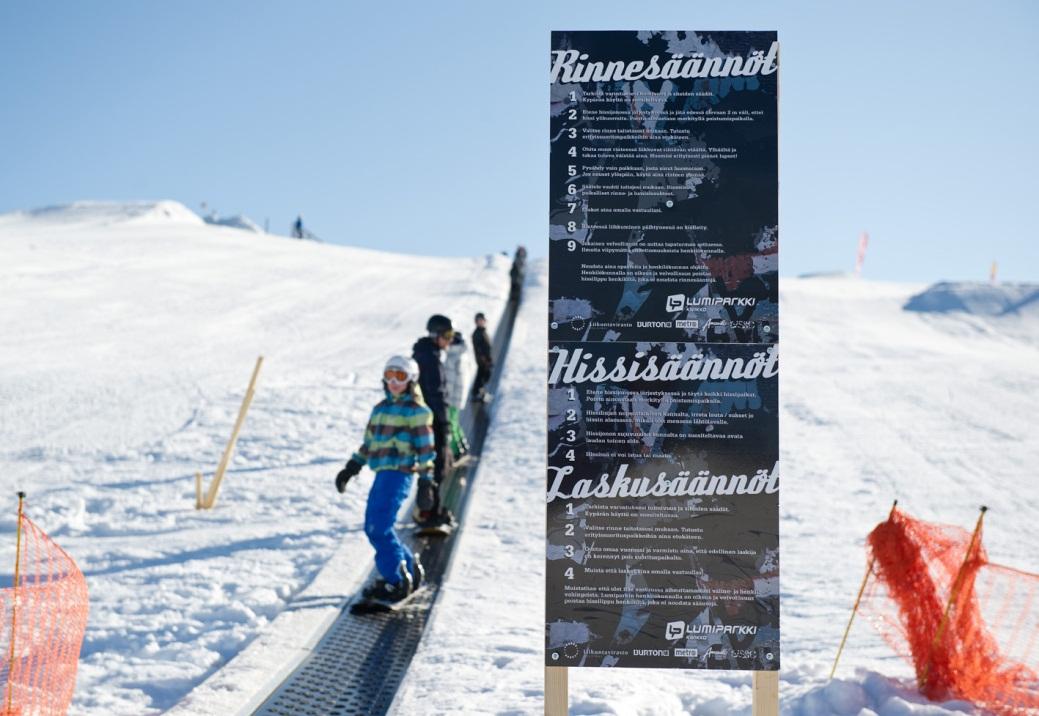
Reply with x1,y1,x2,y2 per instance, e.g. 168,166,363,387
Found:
863,507,1039,714
1,509,89,716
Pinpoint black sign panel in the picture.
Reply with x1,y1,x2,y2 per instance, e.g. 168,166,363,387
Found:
547,30,779,671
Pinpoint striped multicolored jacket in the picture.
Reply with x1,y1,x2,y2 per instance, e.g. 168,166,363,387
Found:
350,385,435,474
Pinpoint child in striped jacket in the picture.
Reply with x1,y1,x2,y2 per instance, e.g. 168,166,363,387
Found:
335,355,434,602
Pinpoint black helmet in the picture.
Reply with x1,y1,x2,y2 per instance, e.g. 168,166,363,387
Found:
426,314,453,336
474,312,486,322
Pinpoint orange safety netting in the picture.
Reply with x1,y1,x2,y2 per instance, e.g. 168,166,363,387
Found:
862,507,1039,714
1,509,89,716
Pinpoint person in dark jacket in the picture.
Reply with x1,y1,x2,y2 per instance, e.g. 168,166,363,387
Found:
412,314,455,525
471,312,493,403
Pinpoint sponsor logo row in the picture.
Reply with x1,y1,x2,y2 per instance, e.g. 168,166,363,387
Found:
633,318,772,333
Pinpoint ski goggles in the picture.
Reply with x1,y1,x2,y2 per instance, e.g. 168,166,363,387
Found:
383,369,410,383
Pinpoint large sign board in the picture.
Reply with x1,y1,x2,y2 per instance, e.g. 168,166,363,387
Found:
547,30,780,671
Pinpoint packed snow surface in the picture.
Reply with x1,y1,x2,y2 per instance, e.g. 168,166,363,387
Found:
0,201,511,715
2,203,1037,714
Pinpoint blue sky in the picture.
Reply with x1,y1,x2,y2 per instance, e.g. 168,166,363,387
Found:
2,1,1036,281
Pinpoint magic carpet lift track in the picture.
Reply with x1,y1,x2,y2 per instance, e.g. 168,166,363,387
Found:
252,276,523,716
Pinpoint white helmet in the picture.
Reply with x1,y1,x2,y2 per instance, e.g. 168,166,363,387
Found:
384,354,419,383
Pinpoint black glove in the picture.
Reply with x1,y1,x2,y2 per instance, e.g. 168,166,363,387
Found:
335,459,362,493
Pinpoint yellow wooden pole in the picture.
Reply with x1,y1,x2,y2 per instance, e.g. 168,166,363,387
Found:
545,665,567,716
195,472,203,510
830,499,899,679
920,505,987,689
5,492,26,715
199,356,263,509
752,671,779,716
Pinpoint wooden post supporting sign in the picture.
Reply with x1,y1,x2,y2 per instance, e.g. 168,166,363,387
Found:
545,667,778,714
545,666,567,716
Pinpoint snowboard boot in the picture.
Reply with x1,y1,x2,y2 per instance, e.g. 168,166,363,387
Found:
454,434,471,461
410,555,425,590
416,477,437,513
362,560,413,602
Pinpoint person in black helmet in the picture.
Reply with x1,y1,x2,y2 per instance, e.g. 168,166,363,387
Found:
471,312,493,403
412,314,455,526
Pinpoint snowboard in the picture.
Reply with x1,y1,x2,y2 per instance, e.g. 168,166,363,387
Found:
414,521,454,538
349,585,427,615
451,453,477,469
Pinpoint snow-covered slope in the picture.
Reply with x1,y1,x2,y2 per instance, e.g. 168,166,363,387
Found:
0,201,511,715
4,204,1036,715
394,273,1039,715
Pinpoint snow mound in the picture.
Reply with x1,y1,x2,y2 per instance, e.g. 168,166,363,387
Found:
798,270,852,279
5,200,204,227
203,214,265,233
786,671,975,716
904,281,1039,317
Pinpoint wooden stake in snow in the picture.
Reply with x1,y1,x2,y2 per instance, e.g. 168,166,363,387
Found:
920,505,987,689
4,492,26,714
196,356,263,510
830,499,899,679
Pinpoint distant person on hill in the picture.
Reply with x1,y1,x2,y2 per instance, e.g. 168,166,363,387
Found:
509,245,527,301
442,330,471,460
471,312,493,403
292,214,304,239
334,355,430,603
412,314,455,527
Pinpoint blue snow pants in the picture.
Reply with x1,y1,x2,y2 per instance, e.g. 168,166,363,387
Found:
364,469,415,584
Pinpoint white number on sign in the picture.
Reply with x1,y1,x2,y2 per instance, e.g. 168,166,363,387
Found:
568,127,577,139
568,108,577,120
566,429,576,441
567,183,577,195
564,567,574,580
564,545,575,557
566,409,577,421
565,523,575,536
567,202,577,214
566,221,576,232
567,164,577,177
565,449,575,461
566,240,576,252
568,145,577,157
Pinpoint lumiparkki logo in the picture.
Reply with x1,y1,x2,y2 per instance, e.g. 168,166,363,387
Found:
688,624,758,636
668,292,758,310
